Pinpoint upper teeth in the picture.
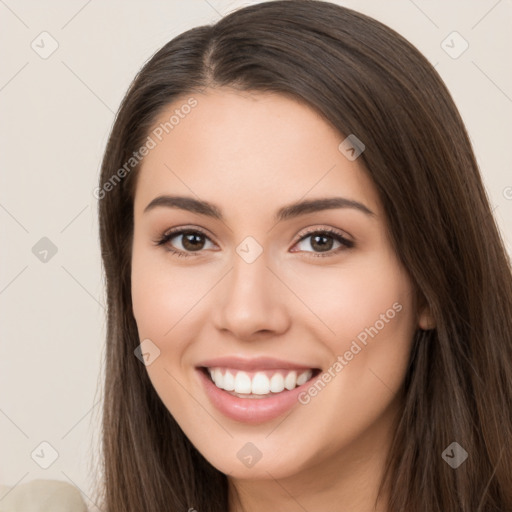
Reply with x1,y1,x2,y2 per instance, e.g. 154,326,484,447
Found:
207,367,313,395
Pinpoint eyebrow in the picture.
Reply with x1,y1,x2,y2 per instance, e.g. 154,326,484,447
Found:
143,195,376,222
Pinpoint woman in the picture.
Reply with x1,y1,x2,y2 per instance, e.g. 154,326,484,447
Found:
94,1,512,511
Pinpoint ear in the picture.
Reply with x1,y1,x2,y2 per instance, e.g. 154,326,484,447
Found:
418,300,436,330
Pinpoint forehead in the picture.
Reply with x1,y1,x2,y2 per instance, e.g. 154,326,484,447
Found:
133,88,381,219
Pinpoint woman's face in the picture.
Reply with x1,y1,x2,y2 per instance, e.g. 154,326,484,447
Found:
131,88,431,482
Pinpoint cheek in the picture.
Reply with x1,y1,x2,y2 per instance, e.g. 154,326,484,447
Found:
323,270,415,414
295,253,416,401
287,250,414,346
131,247,168,338
131,243,206,339
291,266,415,452
335,273,411,344
130,248,202,420
130,244,218,409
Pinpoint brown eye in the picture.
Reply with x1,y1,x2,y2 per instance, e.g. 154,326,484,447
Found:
292,229,354,257
179,231,207,251
155,228,215,258
309,233,335,252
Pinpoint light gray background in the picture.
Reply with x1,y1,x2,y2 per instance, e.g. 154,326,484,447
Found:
1,0,511,509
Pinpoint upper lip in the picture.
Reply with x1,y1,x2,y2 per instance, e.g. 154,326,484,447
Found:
196,356,319,372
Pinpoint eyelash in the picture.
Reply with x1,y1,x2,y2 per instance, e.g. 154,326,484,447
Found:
154,226,354,259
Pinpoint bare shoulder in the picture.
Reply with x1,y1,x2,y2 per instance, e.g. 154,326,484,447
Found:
0,479,88,512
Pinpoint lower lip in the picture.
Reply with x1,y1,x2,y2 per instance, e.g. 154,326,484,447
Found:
196,368,315,424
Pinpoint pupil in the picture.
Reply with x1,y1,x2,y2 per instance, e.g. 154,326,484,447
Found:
312,235,332,252
183,233,204,251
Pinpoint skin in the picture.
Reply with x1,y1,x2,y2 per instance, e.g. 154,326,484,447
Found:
131,87,434,512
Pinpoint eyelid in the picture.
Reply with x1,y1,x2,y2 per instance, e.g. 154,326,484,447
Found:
161,225,211,238
295,225,353,243
156,225,216,245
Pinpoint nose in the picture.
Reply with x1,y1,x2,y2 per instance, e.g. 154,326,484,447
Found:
212,249,291,341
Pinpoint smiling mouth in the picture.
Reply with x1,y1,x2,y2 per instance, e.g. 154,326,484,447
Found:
199,366,322,398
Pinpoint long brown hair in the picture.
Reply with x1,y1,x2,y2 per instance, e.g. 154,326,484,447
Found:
94,1,512,510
